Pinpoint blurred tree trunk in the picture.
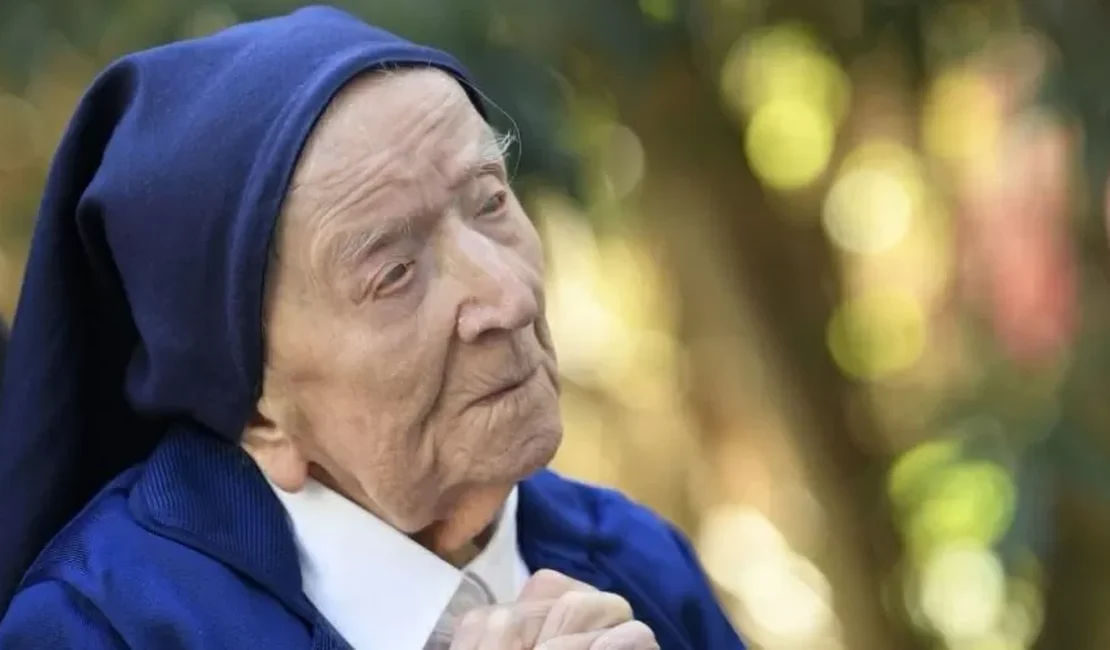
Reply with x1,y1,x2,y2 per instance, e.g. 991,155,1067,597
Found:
1036,487,1110,650
1020,1,1110,646
594,54,924,650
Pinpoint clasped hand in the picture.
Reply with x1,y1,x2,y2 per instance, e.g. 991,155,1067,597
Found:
447,570,659,650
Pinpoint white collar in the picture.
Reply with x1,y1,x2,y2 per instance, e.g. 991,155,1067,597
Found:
271,479,528,650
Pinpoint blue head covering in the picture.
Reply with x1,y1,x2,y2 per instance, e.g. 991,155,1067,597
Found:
0,5,483,607
0,318,6,383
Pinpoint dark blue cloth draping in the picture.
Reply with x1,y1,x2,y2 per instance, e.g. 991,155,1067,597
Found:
0,8,746,649
0,318,7,383
0,424,745,649
0,4,477,608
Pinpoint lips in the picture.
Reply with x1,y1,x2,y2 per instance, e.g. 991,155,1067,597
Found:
471,365,540,406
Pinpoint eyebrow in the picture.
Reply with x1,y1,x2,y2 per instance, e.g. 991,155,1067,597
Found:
321,218,410,276
452,127,514,187
317,127,515,275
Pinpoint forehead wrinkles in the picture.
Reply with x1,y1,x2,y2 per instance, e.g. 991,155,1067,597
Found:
278,69,478,287
292,69,470,202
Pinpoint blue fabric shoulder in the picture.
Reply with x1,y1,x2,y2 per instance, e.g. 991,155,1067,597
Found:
0,468,326,649
0,581,126,648
0,456,745,650
519,470,746,650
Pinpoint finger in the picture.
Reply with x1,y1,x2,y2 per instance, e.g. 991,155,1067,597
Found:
503,599,556,647
587,621,659,650
535,621,659,650
534,628,605,650
518,569,597,602
448,601,553,650
476,608,524,650
535,591,634,644
448,607,492,650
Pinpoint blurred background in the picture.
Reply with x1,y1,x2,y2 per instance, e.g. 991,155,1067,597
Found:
4,0,1110,648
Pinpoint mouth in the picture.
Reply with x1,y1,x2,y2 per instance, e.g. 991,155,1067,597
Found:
471,366,540,407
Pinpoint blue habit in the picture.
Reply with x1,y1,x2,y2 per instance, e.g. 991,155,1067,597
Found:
0,425,742,649
0,5,744,649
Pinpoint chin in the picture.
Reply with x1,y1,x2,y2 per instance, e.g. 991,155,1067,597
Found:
514,419,562,477
501,381,564,474
482,401,562,483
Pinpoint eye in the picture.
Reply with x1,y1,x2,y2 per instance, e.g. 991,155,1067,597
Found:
374,261,414,296
477,191,508,218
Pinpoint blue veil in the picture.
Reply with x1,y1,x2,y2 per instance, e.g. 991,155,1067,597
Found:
0,5,481,608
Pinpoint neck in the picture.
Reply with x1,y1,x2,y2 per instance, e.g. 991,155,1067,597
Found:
417,519,496,568
304,463,502,568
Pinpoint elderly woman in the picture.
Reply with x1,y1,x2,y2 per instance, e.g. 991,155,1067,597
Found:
0,7,743,650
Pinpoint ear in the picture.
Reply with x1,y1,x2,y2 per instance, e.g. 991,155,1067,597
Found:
240,396,311,492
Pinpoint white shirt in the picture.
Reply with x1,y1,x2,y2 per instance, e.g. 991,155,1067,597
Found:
271,479,531,650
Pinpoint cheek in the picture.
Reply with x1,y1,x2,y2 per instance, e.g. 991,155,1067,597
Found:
520,228,545,278
312,297,456,442
498,207,545,280
274,281,462,479
325,330,432,413
291,335,439,492
513,205,545,270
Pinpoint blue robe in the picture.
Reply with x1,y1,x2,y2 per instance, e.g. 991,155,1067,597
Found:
0,7,744,648
0,425,744,649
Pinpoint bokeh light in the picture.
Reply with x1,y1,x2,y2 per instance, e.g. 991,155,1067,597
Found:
920,545,1006,640
824,167,912,254
745,99,835,190
719,23,850,124
719,23,849,192
827,290,927,380
0,4,1102,650
907,460,1016,549
0,94,44,172
922,68,1001,170
823,141,925,255
699,505,841,648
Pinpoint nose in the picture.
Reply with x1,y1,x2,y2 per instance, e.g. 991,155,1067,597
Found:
453,231,539,344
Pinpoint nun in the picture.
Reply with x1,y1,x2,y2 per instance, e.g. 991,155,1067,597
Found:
0,6,743,649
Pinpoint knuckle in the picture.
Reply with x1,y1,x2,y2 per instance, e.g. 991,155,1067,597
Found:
512,600,553,645
596,621,658,650
531,568,570,586
523,569,597,599
626,620,656,640
554,588,593,611
486,607,513,633
626,620,659,648
600,592,634,620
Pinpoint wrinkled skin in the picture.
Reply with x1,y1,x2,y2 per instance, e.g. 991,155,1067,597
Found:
448,570,659,650
241,68,562,562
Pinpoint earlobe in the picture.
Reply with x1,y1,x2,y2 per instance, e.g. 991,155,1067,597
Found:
240,412,311,492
